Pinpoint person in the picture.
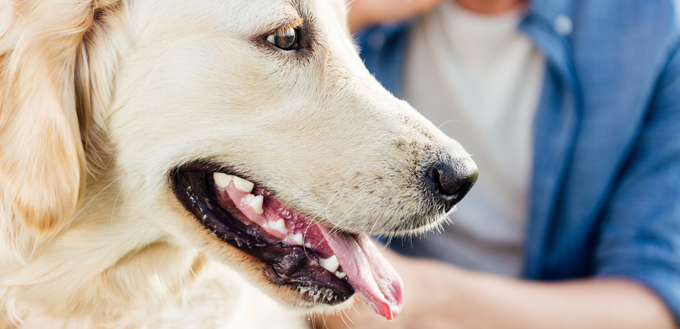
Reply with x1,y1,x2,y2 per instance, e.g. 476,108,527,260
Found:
316,0,680,328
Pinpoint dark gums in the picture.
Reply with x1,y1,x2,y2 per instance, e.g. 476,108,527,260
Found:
170,166,354,305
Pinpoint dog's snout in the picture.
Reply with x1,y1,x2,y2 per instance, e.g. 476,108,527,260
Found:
427,157,478,212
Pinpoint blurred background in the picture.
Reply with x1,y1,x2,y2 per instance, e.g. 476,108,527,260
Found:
315,0,680,328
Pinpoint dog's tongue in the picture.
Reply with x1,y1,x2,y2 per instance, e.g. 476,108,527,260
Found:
318,227,404,320
214,178,403,319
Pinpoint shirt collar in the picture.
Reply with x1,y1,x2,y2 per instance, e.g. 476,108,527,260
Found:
527,0,575,23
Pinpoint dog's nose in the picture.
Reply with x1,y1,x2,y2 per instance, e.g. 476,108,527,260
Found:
426,157,478,212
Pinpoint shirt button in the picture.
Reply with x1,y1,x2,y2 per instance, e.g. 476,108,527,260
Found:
554,14,573,36
368,32,386,49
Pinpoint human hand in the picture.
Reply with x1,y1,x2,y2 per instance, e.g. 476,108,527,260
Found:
347,0,447,32
313,248,677,329
313,246,471,329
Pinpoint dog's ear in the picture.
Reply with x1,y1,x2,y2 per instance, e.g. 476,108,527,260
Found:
0,0,104,232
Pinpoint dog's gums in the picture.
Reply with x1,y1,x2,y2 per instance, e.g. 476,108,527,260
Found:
213,172,348,278
172,165,404,320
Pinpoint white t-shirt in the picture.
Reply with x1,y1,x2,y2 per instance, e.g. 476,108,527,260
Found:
399,1,545,277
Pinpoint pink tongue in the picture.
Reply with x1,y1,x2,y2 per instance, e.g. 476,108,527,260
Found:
216,181,403,319
318,227,404,320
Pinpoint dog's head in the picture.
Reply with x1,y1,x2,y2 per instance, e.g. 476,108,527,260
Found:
0,0,476,322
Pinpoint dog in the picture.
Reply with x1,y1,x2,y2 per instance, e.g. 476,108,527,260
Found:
0,0,477,327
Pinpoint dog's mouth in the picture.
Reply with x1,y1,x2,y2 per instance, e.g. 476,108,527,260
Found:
171,164,403,320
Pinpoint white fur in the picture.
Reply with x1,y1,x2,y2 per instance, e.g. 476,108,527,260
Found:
0,0,470,327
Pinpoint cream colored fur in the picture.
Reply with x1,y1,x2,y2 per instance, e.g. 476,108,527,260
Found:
0,0,469,327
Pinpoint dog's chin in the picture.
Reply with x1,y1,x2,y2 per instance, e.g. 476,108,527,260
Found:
171,162,355,308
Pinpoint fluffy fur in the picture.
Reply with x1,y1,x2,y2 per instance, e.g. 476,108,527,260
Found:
0,0,469,327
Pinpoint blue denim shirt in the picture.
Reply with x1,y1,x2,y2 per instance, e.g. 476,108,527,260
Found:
357,0,680,321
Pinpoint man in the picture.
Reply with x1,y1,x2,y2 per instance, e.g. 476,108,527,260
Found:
318,0,680,328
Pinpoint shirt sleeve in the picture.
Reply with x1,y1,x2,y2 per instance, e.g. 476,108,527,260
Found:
594,41,680,323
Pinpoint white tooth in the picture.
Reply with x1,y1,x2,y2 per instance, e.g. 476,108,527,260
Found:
305,242,312,249
319,255,339,273
270,219,287,235
335,271,346,279
233,176,254,192
290,233,304,245
245,194,263,214
213,173,233,189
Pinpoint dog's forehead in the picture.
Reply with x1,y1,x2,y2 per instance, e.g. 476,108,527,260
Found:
133,0,347,43
224,0,344,33
228,0,299,28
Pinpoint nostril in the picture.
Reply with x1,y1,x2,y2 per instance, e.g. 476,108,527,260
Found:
431,165,474,197
426,158,478,212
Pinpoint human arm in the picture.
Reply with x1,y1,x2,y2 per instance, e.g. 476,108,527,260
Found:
315,248,675,329
347,0,529,33
316,37,680,329
346,0,445,33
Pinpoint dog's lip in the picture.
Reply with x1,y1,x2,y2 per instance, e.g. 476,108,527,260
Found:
208,173,405,318
171,166,355,306
171,163,405,319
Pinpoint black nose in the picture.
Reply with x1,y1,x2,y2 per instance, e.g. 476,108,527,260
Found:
426,157,478,212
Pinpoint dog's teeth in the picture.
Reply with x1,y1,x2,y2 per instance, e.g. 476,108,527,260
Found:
213,173,233,189
335,271,346,279
290,233,304,245
305,242,312,248
319,255,339,273
233,176,254,192
270,219,287,235
245,194,264,214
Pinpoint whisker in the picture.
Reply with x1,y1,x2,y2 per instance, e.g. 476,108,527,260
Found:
437,119,460,129
71,175,122,222
109,188,122,233
339,309,352,329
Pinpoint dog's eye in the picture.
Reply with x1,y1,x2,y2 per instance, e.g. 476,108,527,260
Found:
266,27,298,51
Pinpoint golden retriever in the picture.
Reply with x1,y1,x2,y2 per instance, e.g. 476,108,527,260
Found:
0,0,477,327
